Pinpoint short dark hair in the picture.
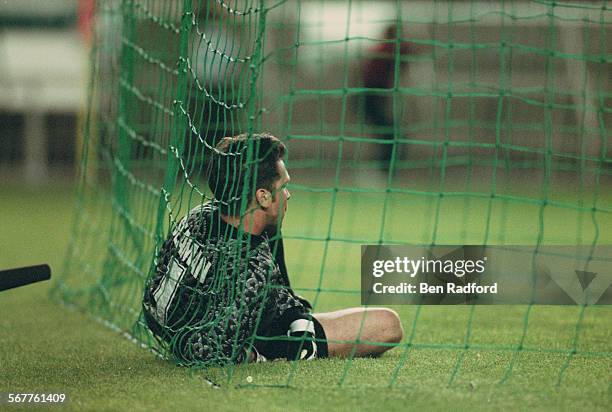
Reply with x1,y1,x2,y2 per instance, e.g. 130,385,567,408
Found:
207,132,286,216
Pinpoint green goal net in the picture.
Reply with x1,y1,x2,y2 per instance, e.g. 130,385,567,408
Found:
54,0,611,389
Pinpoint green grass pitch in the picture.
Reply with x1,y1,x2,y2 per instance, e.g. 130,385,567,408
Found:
1,184,611,411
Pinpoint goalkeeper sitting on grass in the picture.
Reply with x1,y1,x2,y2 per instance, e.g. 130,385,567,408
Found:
143,133,403,365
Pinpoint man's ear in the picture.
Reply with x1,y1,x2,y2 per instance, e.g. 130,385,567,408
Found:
256,188,272,208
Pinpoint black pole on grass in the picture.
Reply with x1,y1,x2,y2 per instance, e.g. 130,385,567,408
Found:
0,264,51,292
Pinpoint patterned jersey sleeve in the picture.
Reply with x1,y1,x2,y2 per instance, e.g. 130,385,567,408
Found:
177,241,311,366
266,229,313,311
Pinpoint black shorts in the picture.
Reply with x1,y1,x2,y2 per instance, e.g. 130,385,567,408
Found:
254,317,328,360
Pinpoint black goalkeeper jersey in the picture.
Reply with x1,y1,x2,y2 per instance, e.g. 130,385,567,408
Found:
142,201,311,365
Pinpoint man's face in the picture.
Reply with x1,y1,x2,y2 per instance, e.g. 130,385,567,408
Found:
267,159,291,226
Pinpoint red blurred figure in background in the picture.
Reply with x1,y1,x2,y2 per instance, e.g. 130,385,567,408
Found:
78,0,96,44
363,24,422,166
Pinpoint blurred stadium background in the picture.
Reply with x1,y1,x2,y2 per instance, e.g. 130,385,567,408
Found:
1,0,609,185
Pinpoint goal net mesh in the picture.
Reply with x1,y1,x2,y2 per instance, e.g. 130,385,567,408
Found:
54,0,611,388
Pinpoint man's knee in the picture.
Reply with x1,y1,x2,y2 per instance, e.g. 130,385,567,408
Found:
374,308,403,344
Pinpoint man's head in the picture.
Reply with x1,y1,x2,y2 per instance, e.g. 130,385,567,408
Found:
207,132,291,226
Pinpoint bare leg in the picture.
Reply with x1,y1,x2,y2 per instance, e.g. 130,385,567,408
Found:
313,307,403,358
